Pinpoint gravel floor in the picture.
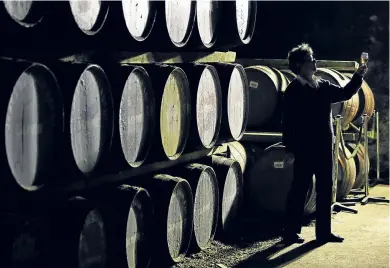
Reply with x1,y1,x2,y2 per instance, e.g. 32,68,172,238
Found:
165,185,389,268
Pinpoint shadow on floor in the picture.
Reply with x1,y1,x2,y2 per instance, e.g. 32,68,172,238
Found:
233,240,325,268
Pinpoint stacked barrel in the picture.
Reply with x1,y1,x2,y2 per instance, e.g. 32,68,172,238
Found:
225,64,375,218
0,0,255,267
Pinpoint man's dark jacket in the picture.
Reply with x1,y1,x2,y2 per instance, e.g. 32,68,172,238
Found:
282,73,363,153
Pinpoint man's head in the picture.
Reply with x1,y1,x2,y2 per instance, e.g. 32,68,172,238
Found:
287,43,317,77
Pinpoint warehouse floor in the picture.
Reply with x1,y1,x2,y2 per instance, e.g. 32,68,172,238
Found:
235,185,390,268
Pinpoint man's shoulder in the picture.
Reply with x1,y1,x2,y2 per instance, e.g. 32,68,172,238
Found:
284,79,301,95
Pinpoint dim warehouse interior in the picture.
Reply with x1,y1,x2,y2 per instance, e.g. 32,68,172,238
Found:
0,1,389,268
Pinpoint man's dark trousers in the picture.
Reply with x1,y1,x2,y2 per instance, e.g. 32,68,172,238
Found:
284,142,334,237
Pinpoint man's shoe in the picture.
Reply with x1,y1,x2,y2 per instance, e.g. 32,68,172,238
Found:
282,233,305,244
317,233,344,243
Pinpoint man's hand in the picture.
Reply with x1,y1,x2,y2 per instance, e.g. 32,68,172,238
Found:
356,64,368,77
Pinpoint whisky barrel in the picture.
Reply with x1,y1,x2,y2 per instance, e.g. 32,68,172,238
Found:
244,65,282,129
165,0,196,47
246,143,317,217
345,143,369,189
2,0,46,27
132,175,193,264
69,0,110,35
343,73,375,123
69,64,115,175
196,0,257,49
122,0,157,42
195,65,222,148
0,59,63,191
86,185,154,268
158,65,191,160
315,68,360,129
337,144,357,199
204,156,244,237
48,197,108,268
167,164,219,251
211,63,249,141
117,66,155,168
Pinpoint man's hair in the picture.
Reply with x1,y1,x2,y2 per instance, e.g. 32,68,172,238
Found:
287,43,314,74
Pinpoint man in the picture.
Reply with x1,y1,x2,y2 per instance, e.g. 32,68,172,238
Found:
281,43,367,244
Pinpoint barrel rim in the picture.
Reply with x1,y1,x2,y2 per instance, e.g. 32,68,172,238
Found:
165,0,196,47
193,166,219,249
5,62,62,192
342,72,375,120
168,178,194,262
221,160,243,229
227,64,249,141
2,1,44,27
337,144,357,199
160,67,191,160
122,0,158,42
69,0,110,35
196,65,223,149
316,67,349,87
119,66,155,167
195,0,219,48
70,64,114,175
125,186,154,268
236,0,257,44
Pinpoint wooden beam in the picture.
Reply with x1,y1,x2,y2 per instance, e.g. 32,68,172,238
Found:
59,51,237,64
241,132,283,143
235,58,358,72
44,145,228,194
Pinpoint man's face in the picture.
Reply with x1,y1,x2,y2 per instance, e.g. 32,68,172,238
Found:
299,54,317,76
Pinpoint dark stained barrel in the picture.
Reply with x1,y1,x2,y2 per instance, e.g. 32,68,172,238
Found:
159,66,191,160
48,197,108,268
345,143,369,189
0,59,62,191
87,185,154,268
119,66,155,168
244,65,282,129
121,0,156,42
196,0,257,49
69,64,114,175
168,164,219,251
196,65,222,148
337,144,357,200
2,0,45,27
132,174,193,264
245,143,317,217
316,68,360,129
343,73,375,123
165,0,196,47
208,156,244,236
69,0,110,35
117,186,153,268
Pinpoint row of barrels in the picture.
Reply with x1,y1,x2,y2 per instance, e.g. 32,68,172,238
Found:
242,65,375,131
226,141,369,218
0,0,257,50
0,58,249,194
1,155,244,268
